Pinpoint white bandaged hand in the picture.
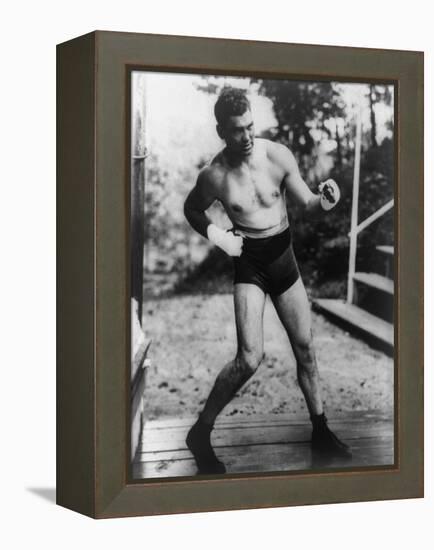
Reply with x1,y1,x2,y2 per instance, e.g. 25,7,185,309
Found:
319,179,340,211
207,224,243,257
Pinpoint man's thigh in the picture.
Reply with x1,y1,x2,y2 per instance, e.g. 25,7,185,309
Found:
271,277,312,345
234,283,266,354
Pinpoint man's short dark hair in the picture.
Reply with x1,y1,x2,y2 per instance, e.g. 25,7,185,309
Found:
214,87,251,127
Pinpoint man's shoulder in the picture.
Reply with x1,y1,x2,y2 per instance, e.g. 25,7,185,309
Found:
196,158,225,191
262,138,295,168
199,153,225,182
260,138,290,157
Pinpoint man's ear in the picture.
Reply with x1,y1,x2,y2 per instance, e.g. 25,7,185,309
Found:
216,124,224,140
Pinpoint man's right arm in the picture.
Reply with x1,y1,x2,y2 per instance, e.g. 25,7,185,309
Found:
184,168,243,257
183,168,216,239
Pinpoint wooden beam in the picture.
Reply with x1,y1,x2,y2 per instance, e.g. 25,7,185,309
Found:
347,94,363,304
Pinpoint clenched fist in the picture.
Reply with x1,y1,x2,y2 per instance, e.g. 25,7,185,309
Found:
319,179,340,211
207,224,243,257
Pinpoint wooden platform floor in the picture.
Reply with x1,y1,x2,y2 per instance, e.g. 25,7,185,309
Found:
132,411,394,479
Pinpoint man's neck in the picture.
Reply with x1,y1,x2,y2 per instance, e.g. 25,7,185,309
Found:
223,147,254,168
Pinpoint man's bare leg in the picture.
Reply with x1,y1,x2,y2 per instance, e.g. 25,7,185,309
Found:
271,278,323,415
272,278,352,458
187,284,266,474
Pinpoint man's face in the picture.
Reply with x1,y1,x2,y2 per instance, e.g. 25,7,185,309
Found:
218,110,255,156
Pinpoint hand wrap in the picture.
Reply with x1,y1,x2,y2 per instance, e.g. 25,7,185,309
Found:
207,224,243,257
319,179,340,211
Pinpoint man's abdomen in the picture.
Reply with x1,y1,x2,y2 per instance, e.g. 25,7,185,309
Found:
231,199,289,239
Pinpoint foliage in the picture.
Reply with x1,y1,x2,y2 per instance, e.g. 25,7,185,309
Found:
257,80,346,159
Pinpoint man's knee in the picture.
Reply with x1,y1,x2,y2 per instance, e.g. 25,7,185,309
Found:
236,348,264,378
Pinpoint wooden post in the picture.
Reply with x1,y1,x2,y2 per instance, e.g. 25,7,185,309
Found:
347,91,363,304
131,73,147,325
130,72,149,462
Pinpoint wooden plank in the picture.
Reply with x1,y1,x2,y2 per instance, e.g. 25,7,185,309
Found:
131,338,151,385
143,420,392,441
313,299,393,349
130,72,147,322
376,245,394,255
138,415,392,449
144,412,392,431
138,417,392,454
133,441,394,479
139,423,392,453
145,410,391,430
353,272,394,294
141,441,393,466
133,453,395,479
137,435,394,462
131,367,147,416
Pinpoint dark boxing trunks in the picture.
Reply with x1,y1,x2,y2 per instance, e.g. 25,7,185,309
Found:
233,226,300,296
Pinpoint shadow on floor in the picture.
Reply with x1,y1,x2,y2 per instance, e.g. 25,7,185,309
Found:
27,487,56,504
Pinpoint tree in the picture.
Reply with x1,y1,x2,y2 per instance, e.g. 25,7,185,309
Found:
257,80,346,164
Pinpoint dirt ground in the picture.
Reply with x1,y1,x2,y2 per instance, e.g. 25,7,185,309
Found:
142,293,394,421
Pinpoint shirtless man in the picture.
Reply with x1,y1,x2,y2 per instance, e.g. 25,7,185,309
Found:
184,87,351,474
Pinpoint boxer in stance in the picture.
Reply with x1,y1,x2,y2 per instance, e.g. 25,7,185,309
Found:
184,87,351,474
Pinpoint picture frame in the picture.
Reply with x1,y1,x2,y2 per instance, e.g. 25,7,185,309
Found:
57,30,423,518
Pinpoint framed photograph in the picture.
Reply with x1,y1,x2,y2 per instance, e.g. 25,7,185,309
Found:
57,31,423,518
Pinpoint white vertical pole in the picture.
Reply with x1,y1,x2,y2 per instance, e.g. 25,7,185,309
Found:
347,90,363,304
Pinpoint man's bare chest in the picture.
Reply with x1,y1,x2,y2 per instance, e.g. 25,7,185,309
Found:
220,163,283,214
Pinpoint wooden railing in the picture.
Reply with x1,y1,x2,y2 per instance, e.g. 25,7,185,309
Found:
346,98,394,304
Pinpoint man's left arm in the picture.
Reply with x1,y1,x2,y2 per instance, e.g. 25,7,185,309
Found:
271,143,340,214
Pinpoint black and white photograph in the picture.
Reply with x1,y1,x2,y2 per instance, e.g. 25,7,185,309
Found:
130,70,395,479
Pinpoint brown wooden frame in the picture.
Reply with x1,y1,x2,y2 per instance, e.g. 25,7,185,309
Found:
57,30,423,518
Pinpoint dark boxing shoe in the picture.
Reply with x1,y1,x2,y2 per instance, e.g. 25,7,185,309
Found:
311,414,352,460
186,420,226,475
